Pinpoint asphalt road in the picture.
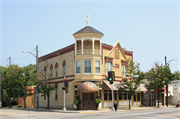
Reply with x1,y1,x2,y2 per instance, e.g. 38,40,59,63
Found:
0,107,180,119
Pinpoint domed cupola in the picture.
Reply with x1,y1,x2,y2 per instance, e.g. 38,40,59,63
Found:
73,11,103,55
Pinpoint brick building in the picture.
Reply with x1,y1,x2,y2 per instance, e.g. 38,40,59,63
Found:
38,13,147,110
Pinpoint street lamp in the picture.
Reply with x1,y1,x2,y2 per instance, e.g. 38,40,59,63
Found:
23,45,38,109
165,56,177,107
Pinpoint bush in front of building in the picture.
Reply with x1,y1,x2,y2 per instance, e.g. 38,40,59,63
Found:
94,97,101,104
74,95,81,110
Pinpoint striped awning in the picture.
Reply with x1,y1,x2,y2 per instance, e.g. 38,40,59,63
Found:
105,81,148,92
103,80,118,91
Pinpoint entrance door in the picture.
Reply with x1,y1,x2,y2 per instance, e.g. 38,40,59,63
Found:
82,92,96,110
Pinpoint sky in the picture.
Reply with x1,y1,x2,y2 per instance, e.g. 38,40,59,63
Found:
0,0,179,73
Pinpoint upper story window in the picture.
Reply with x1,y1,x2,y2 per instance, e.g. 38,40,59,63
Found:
50,64,53,79
122,65,127,77
44,66,47,80
56,67,58,78
45,70,47,80
95,60,100,73
76,60,81,74
55,63,58,78
64,65,66,77
51,68,53,79
84,60,91,73
106,62,112,75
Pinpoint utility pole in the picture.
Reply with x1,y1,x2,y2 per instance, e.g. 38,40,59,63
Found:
165,56,168,107
9,56,11,73
36,45,39,109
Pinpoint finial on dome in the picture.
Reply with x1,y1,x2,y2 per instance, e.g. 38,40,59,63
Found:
86,10,90,26
131,46,133,52
116,36,118,43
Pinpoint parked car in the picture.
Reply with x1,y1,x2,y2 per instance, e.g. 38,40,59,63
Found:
176,101,180,107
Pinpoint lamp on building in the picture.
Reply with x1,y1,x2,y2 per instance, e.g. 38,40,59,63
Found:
87,39,89,47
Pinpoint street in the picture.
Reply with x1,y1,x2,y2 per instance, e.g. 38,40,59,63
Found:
0,107,180,119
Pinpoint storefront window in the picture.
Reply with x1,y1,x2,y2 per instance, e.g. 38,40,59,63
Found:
104,90,108,100
124,93,127,100
137,93,140,101
114,92,117,100
128,93,131,100
119,93,122,100
134,95,136,101
109,90,112,100
156,95,162,103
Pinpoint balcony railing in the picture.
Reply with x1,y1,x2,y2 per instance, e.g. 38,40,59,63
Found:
76,49,100,55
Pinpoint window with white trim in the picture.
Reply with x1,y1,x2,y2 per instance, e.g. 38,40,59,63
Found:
95,60,100,73
106,62,112,75
122,65,127,77
76,60,81,74
84,60,91,73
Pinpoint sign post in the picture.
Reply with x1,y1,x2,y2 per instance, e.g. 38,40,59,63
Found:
111,84,115,111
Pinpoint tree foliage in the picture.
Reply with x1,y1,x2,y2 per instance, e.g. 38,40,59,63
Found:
35,72,55,110
119,60,145,110
174,70,180,80
145,63,175,107
22,64,36,86
1,65,34,108
1,65,23,107
17,67,34,108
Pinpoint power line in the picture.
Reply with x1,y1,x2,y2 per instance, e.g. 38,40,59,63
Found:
38,50,42,56
12,48,36,60
0,58,8,61
29,56,35,64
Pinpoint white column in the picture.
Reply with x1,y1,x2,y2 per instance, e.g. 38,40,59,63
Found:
81,39,84,55
100,40,102,55
92,39,94,54
75,40,77,55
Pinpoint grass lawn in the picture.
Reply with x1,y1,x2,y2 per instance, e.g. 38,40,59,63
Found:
2,105,22,109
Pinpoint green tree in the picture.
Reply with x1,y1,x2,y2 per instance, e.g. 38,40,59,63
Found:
22,64,36,86
1,65,22,107
35,72,55,110
174,71,180,80
145,63,174,107
17,68,34,108
119,60,145,110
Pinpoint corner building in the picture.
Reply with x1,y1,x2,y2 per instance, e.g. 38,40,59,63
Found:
38,15,146,110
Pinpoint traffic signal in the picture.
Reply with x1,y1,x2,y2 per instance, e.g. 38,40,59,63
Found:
62,87,66,90
64,79,68,93
108,71,115,84
64,79,68,87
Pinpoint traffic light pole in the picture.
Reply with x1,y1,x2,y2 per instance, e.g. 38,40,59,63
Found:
63,75,66,111
111,84,115,111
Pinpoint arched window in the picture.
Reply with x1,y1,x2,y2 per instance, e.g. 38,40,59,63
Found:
55,62,58,78
50,64,53,79
44,66,47,80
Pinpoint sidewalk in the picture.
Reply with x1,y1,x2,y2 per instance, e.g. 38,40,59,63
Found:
15,105,176,113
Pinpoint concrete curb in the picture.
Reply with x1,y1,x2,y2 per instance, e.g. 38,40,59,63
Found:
3,106,176,113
